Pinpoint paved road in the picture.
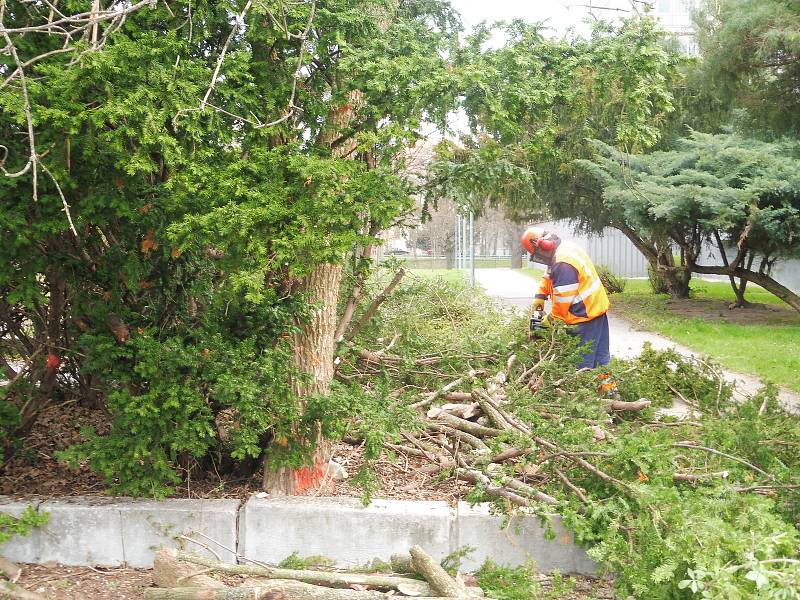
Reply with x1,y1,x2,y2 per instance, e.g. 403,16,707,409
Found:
473,268,799,411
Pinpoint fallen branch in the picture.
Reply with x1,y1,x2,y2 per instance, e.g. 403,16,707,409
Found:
344,268,405,342
409,544,477,598
144,582,456,599
153,549,224,589
434,413,503,438
734,484,800,493
454,471,530,507
553,468,589,506
472,391,514,432
412,376,466,410
607,399,651,412
429,423,490,451
673,471,730,483
0,580,46,600
427,403,481,420
173,551,433,593
672,442,774,480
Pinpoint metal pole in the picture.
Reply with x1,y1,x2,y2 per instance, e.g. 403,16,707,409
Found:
454,213,460,271
461,211,467,274
469,211,475,287
457,213,461,271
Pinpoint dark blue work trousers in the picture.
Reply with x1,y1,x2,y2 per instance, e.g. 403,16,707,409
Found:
570,313,611,369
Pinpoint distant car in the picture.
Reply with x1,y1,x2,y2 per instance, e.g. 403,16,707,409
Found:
387,248,410,255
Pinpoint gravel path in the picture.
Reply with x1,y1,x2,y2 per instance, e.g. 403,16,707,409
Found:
473,268,799,412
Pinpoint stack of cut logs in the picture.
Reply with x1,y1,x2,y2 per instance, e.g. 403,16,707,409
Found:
145,545,491,599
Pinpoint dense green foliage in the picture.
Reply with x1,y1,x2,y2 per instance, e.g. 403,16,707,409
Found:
2,4,799,596
427,16,683,222
693,0,800,137
0,0,459,495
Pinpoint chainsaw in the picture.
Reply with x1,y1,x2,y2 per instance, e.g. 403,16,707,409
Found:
529,308,549,338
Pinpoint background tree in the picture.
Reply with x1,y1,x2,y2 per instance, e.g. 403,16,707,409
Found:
692,0,800,137
426,17,684,278
577,132,800,311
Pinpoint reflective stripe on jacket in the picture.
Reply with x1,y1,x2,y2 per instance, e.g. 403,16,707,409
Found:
536,240,609,325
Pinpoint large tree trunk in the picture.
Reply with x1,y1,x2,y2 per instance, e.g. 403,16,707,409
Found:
615,223,691,298
263,263,343,495
263,82,363,494
655,249,691,299
508,223,524,269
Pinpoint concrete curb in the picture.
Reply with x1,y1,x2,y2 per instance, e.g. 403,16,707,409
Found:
1,497,239,568
1,495,597,574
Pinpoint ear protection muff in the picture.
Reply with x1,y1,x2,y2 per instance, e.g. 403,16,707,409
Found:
537,237,556,252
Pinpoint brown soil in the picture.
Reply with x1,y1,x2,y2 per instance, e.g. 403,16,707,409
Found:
10,563,614,599
13,563,151,599
615,295,800,327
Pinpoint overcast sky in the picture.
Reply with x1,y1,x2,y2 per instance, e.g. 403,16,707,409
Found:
448,0,636,38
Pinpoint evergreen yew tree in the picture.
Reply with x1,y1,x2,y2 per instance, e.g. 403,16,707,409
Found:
577,132,800,310
0,0,459,495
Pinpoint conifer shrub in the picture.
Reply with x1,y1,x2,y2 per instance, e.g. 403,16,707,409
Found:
647,264,671,295
597,265,626,294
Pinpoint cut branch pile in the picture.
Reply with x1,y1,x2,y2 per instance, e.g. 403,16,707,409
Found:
360,336,797,519
337,279,800,597
145,547,491,599
378,346,648,510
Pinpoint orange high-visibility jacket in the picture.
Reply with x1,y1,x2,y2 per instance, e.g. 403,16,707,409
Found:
535,240,609,325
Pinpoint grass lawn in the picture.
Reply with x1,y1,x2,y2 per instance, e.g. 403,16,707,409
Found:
519,266,545,279
407,268,467,285
614,279,800,392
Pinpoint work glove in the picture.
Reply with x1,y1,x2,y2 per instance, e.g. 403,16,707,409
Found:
531,298,545,312
528,311,552,340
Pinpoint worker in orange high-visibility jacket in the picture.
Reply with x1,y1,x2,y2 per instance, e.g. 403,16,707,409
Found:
521,227,612,371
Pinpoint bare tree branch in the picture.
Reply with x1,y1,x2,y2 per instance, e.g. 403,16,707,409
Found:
201,0,254,110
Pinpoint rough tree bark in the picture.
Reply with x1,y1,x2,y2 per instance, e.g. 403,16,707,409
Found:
153,549,224,589
263,3,398,493
262,84,366,492
615,223,690,298
508,223,525,269
263,263,343,494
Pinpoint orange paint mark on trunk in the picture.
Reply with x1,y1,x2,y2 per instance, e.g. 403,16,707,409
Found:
292,459,326,494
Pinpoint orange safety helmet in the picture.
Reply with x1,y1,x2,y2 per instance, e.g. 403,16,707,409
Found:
521,227,557,255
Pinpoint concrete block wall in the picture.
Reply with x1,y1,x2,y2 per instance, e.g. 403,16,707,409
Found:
240,497,452,568
1,497,239,567
1,495,598,575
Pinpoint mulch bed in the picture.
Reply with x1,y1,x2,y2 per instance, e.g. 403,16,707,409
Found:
13,563,152,600
0,401,465,503
615,295,799,326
